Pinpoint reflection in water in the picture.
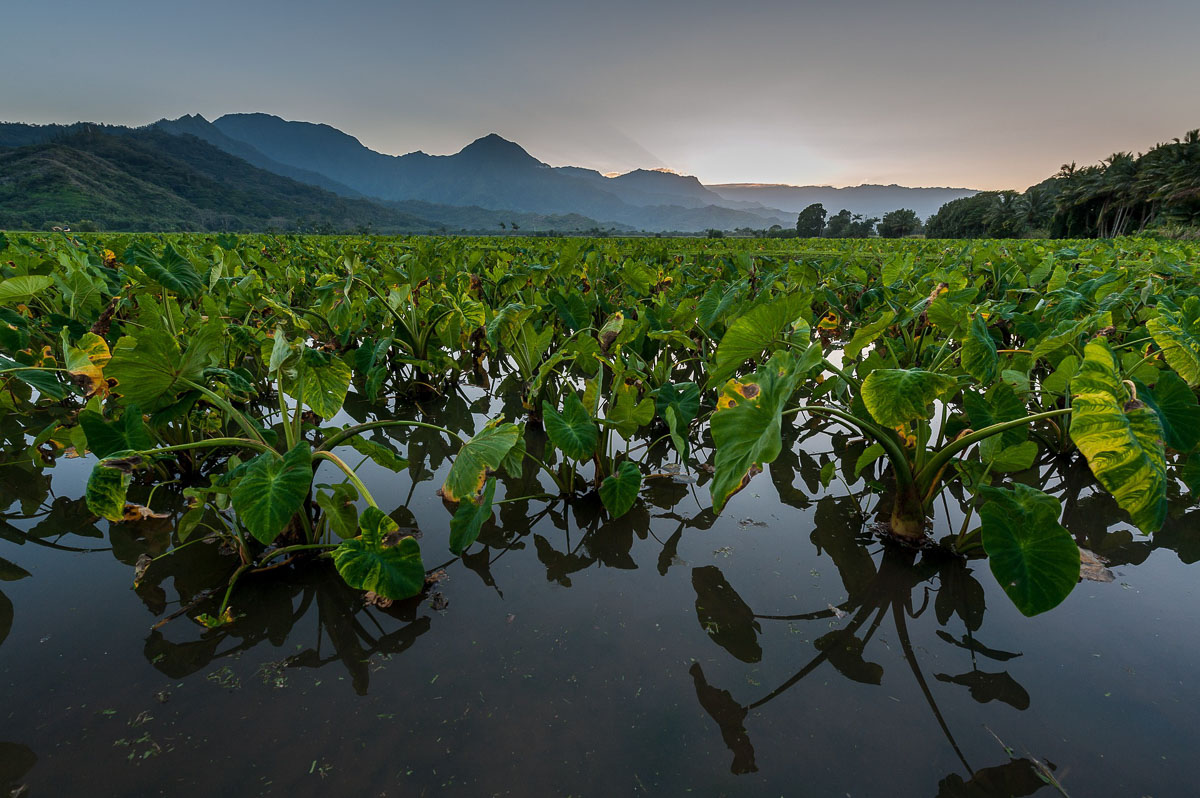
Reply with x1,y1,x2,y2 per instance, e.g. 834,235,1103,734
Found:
0,741,36,794
0,378,1194,794
689,544,1062,791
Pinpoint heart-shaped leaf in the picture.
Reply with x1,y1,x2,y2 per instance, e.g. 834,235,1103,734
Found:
231,444,313,544
543,393,598,461
333,506,425,599
979,483,1080,616
1147,296,1200,386
1135,370,1200,454
600,461,642,518
123,241,203,298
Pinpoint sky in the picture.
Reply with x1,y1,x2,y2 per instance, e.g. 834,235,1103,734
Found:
3,0,1198,190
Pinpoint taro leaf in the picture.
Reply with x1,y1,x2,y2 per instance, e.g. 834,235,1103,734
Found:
861,368,956,427
0,275,55,304
1147,295,1200,386
1070,341,1168,533
1135,370,1200,454
1041,354,1079,401
0,353,66,400
64,332,112,396
123,241,202,298
230,444,312,544
449,477,496,555
442,420,519,502
814,629,884,685
710,294,807,385
289,348,352,419
963,382,1027,448
333,505,424,599
961,313,997,383
314,482,360,539
542,393,598,462
605,383,655,438
85,463,131,522
347,436,408,472
204,367,254,396
710,351,801,513
978,438,1038,473
692,566,761,663
106,324,220,410
662,405,689,461
854,442,886,478
934,670,1030,710
0,557,31,581
599,461,642,518
656,381,701,425
979,483,1079,617
819,460,836,488
78,405,152,459
843,310,895,361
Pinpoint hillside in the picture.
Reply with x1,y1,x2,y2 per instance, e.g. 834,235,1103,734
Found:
0,128,437,232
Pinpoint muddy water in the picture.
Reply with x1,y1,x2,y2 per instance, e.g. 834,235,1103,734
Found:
1,386,1197,797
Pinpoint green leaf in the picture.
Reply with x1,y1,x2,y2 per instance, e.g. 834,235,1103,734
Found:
123,241,203,298
600,461,642,518
710,294,806,385
442,420,519,502
0,275,55,304
605,383,654,438
819,460,836,488
86,463,131,522
1070,341,1167,534
289,348,352,418
961,314,997,383
655,382,701,425
231,444,313,544
449,477,497,555
78,405,152,459
1135,370,1200,454
854,443,886,478
980,483,1079,617
347,436,408,472
843,311,895,362
979,439,1038,473
543,393,598,461
314,482,360,540
1147,296,1200,386
861,369,956,427
333,506,425,599
963,383,1027,448
107,325,219,410
710,351,802,513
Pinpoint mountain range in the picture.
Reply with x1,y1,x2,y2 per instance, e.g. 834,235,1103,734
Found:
0,113,979,234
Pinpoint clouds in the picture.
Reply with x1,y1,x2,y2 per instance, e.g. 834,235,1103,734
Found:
3,0,1197,189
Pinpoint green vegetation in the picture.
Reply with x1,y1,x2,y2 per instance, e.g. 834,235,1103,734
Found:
927,128,1200,238
1,231,1197,624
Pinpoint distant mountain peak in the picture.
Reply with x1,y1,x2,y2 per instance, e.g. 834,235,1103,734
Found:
457,133,543,166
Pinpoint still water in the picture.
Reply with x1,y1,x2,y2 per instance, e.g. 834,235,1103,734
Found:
1,383,1196,796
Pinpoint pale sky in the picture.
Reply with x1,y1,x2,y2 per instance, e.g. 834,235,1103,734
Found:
3,0,1197,190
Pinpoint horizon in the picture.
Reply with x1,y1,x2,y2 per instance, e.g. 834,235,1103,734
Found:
3,0,1198,192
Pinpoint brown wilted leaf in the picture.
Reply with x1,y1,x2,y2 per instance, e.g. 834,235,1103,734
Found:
121,504,170,522
1079,548,1115,582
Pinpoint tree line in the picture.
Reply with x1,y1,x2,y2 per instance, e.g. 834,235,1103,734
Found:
925,128,1200,238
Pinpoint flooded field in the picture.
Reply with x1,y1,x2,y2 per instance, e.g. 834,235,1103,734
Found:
2,386,1196,797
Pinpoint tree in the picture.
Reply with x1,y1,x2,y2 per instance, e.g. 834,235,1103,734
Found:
877,208,921,238
823,209,853,238
795,203,827,237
